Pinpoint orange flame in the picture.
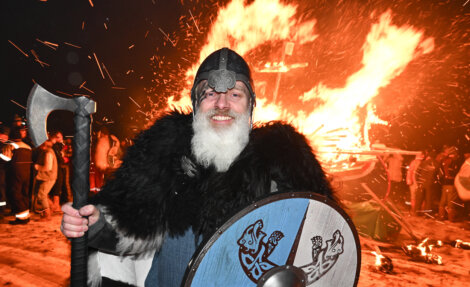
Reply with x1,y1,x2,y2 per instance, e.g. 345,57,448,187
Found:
168,1,434,169
371,251,385,266
405,238,443,265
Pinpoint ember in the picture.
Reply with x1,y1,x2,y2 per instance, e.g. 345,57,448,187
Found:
371,251,393,273
453,239,470,250
403,238,443,265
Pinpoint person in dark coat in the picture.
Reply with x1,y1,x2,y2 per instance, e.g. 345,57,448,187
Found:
6,126,32,224
0,124,11,219
60,48,335,286
48,131,68,211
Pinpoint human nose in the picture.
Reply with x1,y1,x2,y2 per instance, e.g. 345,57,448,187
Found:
214,93,229,109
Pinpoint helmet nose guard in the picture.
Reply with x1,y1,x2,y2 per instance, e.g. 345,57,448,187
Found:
190,48,256,114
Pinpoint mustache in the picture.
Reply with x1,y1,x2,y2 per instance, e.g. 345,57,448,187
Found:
206,109,238,118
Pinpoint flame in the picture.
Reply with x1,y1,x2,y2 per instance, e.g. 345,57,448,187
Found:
371,251,384,266
168,0,318,109
292,10,433,165
405,238,443,265
167,1,434,169
256,61,309,73
371,251,393,273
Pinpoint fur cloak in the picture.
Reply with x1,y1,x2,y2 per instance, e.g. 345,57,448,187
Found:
90,110,333,255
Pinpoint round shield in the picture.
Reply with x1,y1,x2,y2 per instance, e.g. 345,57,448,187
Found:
182,192,361,287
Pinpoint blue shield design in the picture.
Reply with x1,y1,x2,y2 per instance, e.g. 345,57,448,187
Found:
182,192,361,287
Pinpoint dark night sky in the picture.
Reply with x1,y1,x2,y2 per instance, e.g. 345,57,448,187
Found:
3,0,193,138
3,0,470,153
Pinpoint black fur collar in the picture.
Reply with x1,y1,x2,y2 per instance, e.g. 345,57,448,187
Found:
91,110,333,241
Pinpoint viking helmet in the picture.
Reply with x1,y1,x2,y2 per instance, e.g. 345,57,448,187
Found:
190,48,256,115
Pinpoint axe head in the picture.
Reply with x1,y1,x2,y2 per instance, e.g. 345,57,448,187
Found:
26,84,95,147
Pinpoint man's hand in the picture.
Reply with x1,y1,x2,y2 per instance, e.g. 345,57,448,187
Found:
60,202,100,238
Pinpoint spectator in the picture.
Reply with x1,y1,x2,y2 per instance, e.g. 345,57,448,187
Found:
6,127,32,225
49,131,67,212
33,140,57,220
62,137,73,201
437,146,460,221
11,114,24,128
93,126,121,189
0,124,12,219
10,114,33,148
415,151,437,215
386,152,404,204
406,152,424,215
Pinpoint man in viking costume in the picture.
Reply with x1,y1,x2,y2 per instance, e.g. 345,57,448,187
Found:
61,48,334,286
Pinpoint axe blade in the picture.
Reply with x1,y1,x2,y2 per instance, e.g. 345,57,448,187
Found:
26,84,76,147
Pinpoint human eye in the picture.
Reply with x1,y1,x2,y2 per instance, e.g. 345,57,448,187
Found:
229,90,245,100
204,90,216,97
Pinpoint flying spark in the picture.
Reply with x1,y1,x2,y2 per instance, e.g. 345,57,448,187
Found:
78,81,94,94
189,9,201,33
158,28,176,47
128,96,142,108
8,40,29,57
64,42,81,49
81,85,95,94
424,213,435,220
56,90,74,97
30,49,49,67
93,52,105,79
10,100,26,110
36,39,58,50
102,63,116,86
451,201,464,208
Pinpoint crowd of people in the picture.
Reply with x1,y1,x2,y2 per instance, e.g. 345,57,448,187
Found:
0,115,72,224
0,115,124,225
386,145,470,223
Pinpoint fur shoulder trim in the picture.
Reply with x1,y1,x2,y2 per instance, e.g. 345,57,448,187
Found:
249,121,332,197
91,110,200,240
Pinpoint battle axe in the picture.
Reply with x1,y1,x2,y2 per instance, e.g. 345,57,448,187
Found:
27,84,96,287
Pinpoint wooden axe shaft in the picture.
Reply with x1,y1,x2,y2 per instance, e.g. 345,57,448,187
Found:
70,98,94,287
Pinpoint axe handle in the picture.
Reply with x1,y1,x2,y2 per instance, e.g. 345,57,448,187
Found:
71,109,92,287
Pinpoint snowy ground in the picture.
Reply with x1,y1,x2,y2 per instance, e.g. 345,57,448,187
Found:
358,215,470,287
0,210,469,286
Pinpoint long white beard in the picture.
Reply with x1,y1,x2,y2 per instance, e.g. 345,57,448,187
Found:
191,109,250,172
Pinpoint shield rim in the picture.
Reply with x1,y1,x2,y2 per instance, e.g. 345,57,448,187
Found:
181,191,362,287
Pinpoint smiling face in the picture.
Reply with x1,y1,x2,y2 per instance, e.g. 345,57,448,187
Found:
197,80,250,130
191,80,252,172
